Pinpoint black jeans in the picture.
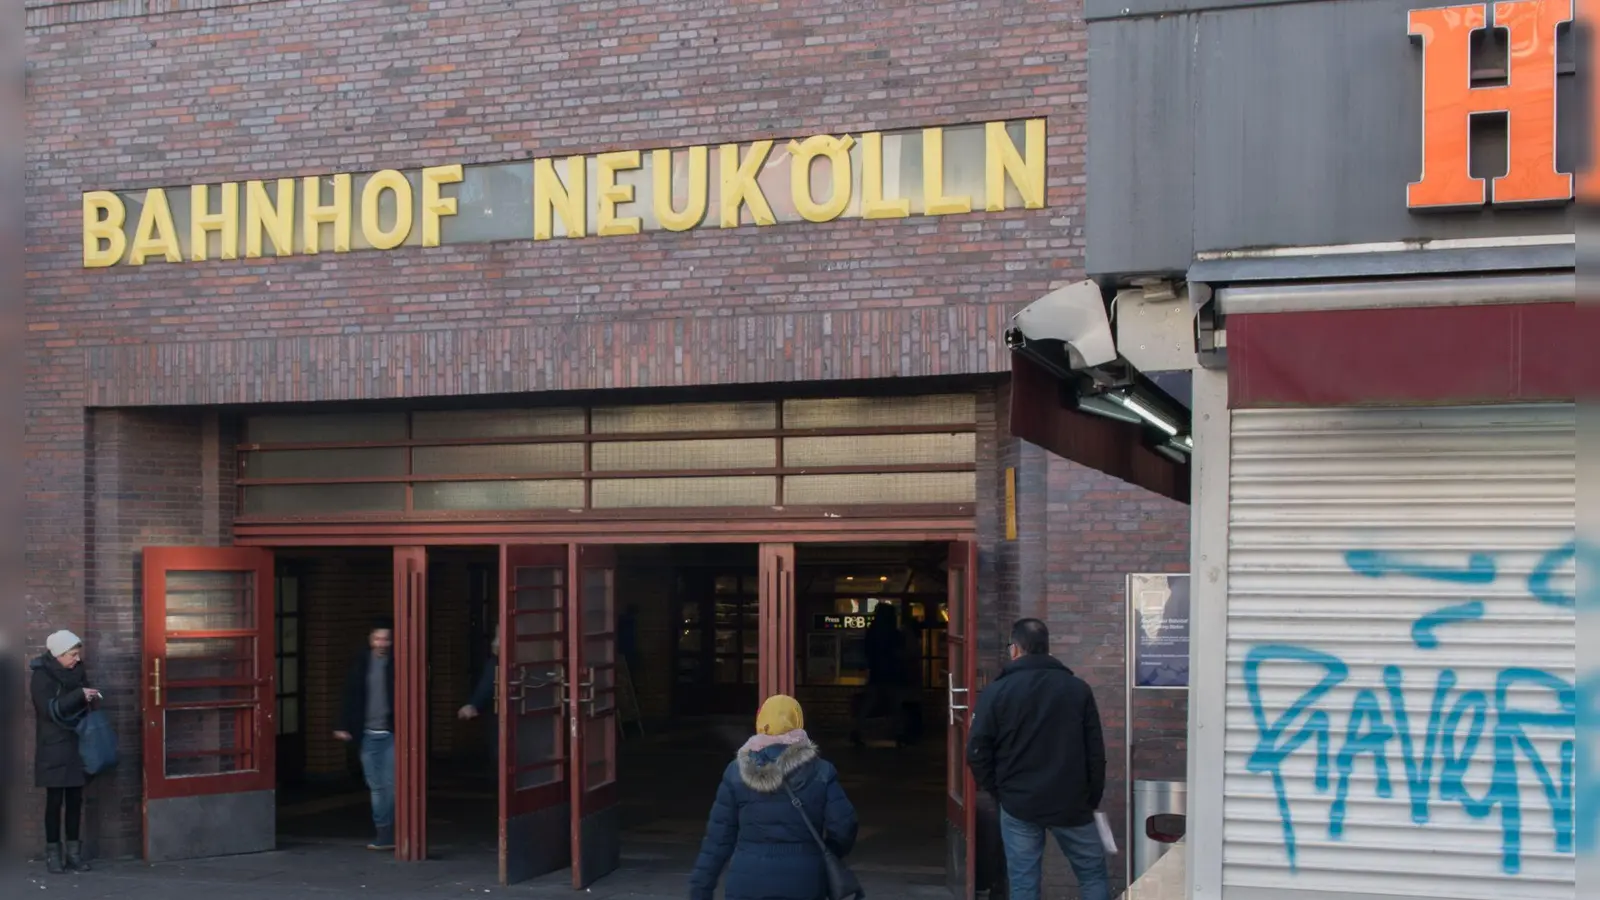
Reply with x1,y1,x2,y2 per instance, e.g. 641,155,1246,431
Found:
45,787,82,844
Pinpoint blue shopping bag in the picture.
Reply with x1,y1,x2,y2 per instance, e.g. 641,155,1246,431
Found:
74,709,119,776
51,697,119,776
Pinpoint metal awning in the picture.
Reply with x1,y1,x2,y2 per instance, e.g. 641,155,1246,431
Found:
1005,280,1191,504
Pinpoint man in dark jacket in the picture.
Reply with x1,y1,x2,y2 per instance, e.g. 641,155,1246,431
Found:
457,626,498,768
966,618,1109,900
334,620,396,851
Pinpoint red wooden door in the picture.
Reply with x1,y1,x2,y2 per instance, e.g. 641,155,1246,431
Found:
570,544,621,888
392,546,429,861
757,543,797,701
499,544,573,885
141,546,277,862
945,541,978,899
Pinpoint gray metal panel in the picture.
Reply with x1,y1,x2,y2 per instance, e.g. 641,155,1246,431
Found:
1188,243,1576,283
1087,0,1320,21
1190,0,1574,254
1086,16,1198,278
577,804,622,887
145,790,275,862
503,802,570,885
1216,271,1574,314
1086,0,1578,281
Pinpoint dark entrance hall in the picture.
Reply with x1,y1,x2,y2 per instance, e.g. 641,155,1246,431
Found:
612,721,947,885
266,541,953,887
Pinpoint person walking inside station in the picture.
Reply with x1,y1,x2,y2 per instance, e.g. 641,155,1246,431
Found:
335,619,397,851
852,602,907,747
967,618,1110,900
30,629,102,875
457,625,500,767
689,694,860,900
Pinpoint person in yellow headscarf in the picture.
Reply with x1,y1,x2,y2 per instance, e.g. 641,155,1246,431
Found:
688,694,859,900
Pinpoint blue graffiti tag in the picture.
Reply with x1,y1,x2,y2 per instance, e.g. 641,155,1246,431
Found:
1345,550,1497,584
1243,645,1345,866
1528,542,1576,608
1410,600,1486,649
1578,672,1600,856
1246,547,1576,876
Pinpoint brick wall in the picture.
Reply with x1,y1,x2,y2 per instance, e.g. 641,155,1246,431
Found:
25,0,1093,863
71,409,232,860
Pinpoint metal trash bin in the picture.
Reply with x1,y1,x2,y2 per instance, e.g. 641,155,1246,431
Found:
1132,780,1188,882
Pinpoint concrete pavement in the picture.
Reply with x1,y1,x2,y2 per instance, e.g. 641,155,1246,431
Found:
12,839,952,899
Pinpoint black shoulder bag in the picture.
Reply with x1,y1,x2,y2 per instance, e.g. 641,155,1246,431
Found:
781,779,865,900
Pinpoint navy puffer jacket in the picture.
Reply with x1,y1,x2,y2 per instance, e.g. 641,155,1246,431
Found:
688,740,859,900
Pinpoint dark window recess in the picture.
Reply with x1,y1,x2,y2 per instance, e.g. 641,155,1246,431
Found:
274,572,302,737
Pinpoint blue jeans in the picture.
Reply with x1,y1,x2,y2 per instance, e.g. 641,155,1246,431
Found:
999,808,1112,900
359,731,396,833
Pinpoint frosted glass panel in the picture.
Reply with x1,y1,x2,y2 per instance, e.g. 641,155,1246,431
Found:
591,402,776,434
783,432,974,467
784,472,975,505
782,395,976,428
242,484,406,514
412,443,584,475
591,476,777,508
246,412,407,443
413,480,584,511
593,439,775,471
411,408,585,439
244,447,407,479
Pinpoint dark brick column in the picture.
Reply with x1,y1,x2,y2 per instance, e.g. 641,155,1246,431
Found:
63,409,236,860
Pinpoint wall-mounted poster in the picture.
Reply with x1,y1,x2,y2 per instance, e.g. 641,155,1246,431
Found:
1128,573,1190,689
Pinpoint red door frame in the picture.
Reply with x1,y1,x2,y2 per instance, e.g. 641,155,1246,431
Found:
142,547,278,804
947,540,979,900
570,544,622,888
141,546,277,862
498,544,572,884
392,546,429,861
190,531,981,886
757,543,797,702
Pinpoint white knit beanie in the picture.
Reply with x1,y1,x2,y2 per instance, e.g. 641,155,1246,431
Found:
46,630,82,659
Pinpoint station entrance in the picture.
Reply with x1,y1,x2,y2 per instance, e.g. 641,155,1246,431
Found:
138,538,979,892
136,391,982,890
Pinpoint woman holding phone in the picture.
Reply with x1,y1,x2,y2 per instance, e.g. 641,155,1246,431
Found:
30,629,101,874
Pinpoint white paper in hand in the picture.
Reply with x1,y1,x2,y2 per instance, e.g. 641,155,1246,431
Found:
1094,811,1118,854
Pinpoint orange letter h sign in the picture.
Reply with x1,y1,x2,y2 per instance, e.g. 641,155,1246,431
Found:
1408,0,1572,208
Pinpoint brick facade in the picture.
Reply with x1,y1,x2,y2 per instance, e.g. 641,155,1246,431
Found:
81,408,235,860
19,0,1184,880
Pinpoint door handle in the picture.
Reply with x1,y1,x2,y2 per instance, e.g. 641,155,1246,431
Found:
150,658,163,708
577,667,597,714
948,684,969,725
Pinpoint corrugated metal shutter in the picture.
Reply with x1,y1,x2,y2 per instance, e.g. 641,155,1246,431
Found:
1223,404,1575,900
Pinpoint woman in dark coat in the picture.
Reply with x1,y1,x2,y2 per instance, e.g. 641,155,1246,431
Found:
689,694,858,900
30,629,100,874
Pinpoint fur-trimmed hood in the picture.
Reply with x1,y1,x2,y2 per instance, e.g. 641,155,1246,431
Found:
736,741,819,793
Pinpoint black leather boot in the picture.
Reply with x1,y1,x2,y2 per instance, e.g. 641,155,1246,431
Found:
64,841,90,872
45,843,64,875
